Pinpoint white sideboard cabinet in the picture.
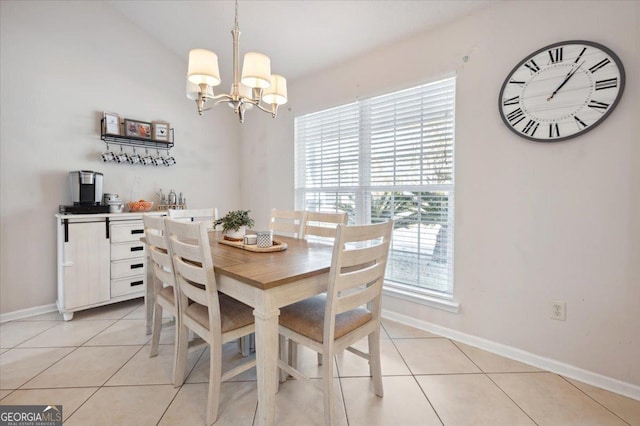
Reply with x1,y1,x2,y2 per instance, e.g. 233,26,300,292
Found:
55,213,159,320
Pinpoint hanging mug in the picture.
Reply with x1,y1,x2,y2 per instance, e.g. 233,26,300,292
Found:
141,154,154,165
101,150,115,162
128,152,141,165
116,151,129,164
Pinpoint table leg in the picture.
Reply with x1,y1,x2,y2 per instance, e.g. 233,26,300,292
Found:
254,309,279,426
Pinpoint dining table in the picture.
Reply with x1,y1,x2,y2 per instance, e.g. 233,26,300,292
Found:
145,231,334,426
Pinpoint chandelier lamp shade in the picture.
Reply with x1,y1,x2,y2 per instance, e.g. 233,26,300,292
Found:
186,0,287,123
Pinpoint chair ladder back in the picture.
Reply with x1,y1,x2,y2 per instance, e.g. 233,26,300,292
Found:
269,208,305,238
175,274,209,307
148,245,172,270
303,211,348,240
325,221,393,334
339,243,389,269
166,219,221,316
172,255,208,288
144,215,176,287
152,261,175,286
145,232,167,251
168,207,218,221
170,237,204,265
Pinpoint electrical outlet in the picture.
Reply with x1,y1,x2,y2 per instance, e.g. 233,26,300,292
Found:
550,301,566,321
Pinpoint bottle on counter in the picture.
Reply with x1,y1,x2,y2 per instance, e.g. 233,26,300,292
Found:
178,192,183,205
168,189,177,205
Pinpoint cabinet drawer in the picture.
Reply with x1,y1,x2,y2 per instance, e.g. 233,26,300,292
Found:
111,276,145,298
111,241,146,260
111,257,146,279
110,222,145,243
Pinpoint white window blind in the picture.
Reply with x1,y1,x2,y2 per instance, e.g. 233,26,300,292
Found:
295,77,455,295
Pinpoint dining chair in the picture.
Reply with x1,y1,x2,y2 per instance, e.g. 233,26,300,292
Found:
142,214,181,385
167,207,218,228
277,220,393,426
166,218,256,425
169,207,255,356
269,208,305,238
302,211,348,241
298,210,348,366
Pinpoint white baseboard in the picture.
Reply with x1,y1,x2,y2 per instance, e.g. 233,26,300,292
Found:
0,303,58,323
382,308,640,401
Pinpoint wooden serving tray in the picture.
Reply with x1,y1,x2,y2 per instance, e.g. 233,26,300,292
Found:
218,238,288,252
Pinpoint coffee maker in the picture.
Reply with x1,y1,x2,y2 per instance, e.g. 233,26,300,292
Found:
59,171,110,214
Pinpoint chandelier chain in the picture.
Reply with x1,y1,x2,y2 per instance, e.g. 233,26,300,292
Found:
234,0,239,31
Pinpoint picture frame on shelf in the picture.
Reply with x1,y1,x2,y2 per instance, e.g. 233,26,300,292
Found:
152,121,170,142
124,118,152,139
103,112,120,136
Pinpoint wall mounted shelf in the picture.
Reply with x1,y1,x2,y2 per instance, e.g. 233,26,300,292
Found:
101,117,174,150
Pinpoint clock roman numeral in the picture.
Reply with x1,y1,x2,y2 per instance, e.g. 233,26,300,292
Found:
595,78,618,90
509,79,526,86
549,123,560,138
503,96,520,106
524,60,540,74
548,48,563,64
588,100,609,112
506,108,525,126
589,58,610,73
522,120,539,136
574,116,588,129
574,47,587,64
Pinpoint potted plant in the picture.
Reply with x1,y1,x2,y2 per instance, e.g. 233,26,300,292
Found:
214,209,255,240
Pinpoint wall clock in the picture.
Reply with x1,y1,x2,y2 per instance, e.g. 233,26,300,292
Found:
498,40,625,142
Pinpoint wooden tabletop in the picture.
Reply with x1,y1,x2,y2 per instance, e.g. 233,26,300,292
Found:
208,231,334,290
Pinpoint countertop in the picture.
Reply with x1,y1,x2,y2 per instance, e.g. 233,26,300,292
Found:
55,211,165,220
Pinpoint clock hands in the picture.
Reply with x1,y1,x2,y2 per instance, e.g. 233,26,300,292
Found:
547,62,584,101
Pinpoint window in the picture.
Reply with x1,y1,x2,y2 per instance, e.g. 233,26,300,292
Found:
295,77,455,297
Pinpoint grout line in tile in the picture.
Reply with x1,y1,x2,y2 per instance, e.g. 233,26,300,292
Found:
385,336,418,377
484,372,540,425
11,346,82,391
156,383,183,426
103,344,147,384
412,374,445,425
64,386,102,423
2,321,61,348
559,375,633,426
0,389,16,400
336,369,350,425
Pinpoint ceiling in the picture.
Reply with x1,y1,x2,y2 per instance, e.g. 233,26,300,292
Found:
106,0,500,84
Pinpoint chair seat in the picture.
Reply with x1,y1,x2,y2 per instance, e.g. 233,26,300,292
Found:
186,293,254,333
279,294,372,343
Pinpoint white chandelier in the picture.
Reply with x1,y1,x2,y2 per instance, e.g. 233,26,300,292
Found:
186,0,287,123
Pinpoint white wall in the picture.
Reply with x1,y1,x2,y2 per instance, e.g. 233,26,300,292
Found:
0,1,241,313
240,0,640,389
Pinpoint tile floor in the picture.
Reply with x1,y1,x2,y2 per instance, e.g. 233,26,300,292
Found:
1,298,638,425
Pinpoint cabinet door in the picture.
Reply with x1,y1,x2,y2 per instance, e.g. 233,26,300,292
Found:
62,221,110,309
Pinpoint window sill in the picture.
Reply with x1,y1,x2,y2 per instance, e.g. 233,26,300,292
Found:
382,283,460,313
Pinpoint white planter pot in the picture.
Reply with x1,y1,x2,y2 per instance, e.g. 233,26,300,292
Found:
223,226,246,240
